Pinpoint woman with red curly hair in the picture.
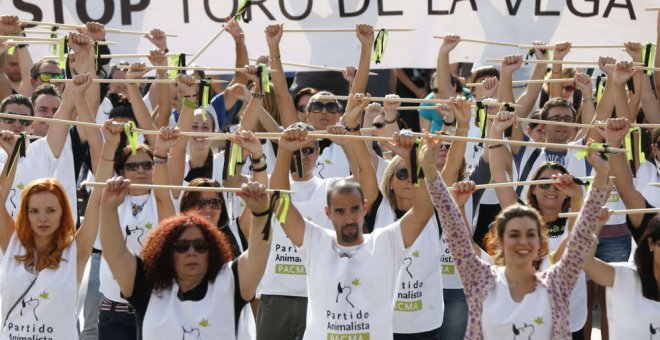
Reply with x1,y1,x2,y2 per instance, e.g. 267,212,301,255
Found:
100,176,272,339
0,121,115,339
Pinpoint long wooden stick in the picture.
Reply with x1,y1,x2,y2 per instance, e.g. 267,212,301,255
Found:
511,116,660,129
559,208,660,218
283,28,415,33
116,65,276,73
485,58,642,66
19,19,178,37
41,53,196,60
188,17,236,64
650,183,660,187
315,94,521,107
248,57,378,76
518,44,625,49
397,106,435,110
466,77,593,87
474,176,599,190
82,181,295,194
432,36,519,48
645,7,660,11
49,78,227,84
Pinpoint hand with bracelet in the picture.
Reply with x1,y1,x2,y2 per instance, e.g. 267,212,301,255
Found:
489,110,516,145
154,126,183,165
342,93,370,131
177,74,198,108
229,130,266,173
382,94,401,124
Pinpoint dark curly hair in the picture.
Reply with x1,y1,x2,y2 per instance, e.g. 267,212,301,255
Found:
141,214,233,292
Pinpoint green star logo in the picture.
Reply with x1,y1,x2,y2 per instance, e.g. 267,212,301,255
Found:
351,278,360,286
324,159,332,164
16,183,24,190
39,291,49,299
145,222,153,230
199,319,210,327
305,216,312,221
534,316,544,325
412,250,421,258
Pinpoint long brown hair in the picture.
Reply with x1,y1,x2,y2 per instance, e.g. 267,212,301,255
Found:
14,178,75,270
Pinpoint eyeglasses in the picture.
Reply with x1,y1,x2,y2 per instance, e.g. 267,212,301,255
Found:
38,72,64,82
308,101,340,114
546,115,575,123
373,122,385,129
195,198,222,210
394,168,409,181
173,239,209,254
300,147,316,155
296,105,307,113
124,161,154,171
1,113,32,126
561,85,576,92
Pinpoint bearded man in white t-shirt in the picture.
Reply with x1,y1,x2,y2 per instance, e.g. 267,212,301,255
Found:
270,127,435,340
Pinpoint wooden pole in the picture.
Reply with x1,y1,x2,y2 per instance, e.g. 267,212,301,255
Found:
19,20,178,37
282,28,415,33
82,181,295,194
473,176,597,190
188,17,237,64
116,65,276,73
248,57,378,75
559,208,660,218
432,36,519,48
315,94,520,107
517,44,625,49
49,78,227,84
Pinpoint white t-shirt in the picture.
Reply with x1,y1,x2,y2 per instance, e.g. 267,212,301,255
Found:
634,160,660,208
606,263,660,339
0,138,59,218
315,142,350,179
257,177,339,297
540,257,587,332
0,234,78,339
99,192,160,302
482,267,553,340
299,220,406,340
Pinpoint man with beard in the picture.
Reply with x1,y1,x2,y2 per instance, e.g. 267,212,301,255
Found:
267,126,433,340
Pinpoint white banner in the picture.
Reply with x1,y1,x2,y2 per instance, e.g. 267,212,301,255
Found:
0,0,656,71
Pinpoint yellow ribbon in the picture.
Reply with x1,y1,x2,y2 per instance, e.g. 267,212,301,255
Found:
275,193,291,224
624,127,646,163
123,121,139,155
227,143,242,176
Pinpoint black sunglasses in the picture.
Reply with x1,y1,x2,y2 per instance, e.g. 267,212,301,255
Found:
535,177,556,190
2,113,32,126
301,147,316,155
394,168,409,181
439,143,451,151
373,122,385,129
173,239,210,254
308,101,340,114
124,161,154,171
195,198,223,210
296,105,307,112
38,72,64,82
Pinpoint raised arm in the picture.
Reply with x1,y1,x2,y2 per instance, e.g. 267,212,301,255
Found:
488,111,520,208
270,128,316,247
168,74,198,197
343,94,378,205
146,48,173,129
99,176,137,298
436,35,460,99
549,41,572,98
75,120,122,282
125,62,158,146
350,24,374,94
582,209,616,287
440,96,471,185
386,132,434,247
612,61,639,122
586,57,618,143
226,18,249,86
0,131,19,252
236,182,272,301
46,70,80,158
265,24,297,128
573,73,595,141
514,43,549,118
152,126,182,221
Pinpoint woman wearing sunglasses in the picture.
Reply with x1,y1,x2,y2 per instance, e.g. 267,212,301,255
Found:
489,111,589,337
99,173,273,340
0,118,113,339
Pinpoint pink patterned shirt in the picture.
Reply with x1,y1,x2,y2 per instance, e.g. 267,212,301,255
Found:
427,177,608,340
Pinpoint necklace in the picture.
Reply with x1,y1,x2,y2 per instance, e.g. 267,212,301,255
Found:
130,195,150,217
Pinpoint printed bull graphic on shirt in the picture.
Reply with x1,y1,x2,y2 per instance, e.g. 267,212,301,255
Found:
336,278,361,309
125,225,145,246
650,323,660,339
181,325,201,339
19,297,40,322
512,323,535,339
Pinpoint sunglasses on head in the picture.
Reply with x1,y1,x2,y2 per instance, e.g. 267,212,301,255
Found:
373,122,385,129
300,147,316,155
38,72,64,82
195,198,222,210
2,114,32,126
124,160,154,171
308,101,340,114
394,168,409,181
173,239,210,254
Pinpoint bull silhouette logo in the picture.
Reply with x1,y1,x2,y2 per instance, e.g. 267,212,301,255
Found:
512,323,535,339
181,325,201,339
19,297,39,322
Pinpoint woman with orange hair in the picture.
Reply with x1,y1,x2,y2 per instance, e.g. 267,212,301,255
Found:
0,120,117,339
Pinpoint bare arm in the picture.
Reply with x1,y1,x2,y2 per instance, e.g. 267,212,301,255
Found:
344,95,378,206
0,132,19,252
265,24,297,128
125,63,158,146
488,112,520,209
436,35,460,99
350,24,374,95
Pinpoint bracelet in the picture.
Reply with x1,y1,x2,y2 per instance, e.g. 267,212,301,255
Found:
270,55,281,61
250,163,268,173
582,97,595,103
181,98,197,109
250,153,266,164
384,114,399,124
235,159,246,166
488,144,505,149
252,208,271,217
163,47,170,54
17,44,27,49
154,153,168,160
345,124,361,133
443,119,456,127
153,157,168,165
251,92,265,99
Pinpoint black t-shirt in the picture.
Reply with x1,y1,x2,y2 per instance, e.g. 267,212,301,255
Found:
627,200,657,244
125,257,247,337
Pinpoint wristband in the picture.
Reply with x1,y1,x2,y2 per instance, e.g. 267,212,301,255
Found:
443,119,456,127
270,55,281,61
153,157,168,165
384,114,399,124
250,163,267,173
252,208,271,217
250,153,266,164
345,124,361,133
154,153,168,160
163,47,170,54
251,92,265,99
181,98,197,109
582,97,595,103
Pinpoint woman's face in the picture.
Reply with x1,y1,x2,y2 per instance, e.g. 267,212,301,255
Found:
306,99,340,130
389,165,412,204
120,150,153,185
28,191,63,240
435,142,450,170
527,125,545,142
296,94,311,123
190,113,213,150
502,216,540,267
560,82,576,100
532,168,567,212
189,192,223,226
173,226,209,282
372,114,386,137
